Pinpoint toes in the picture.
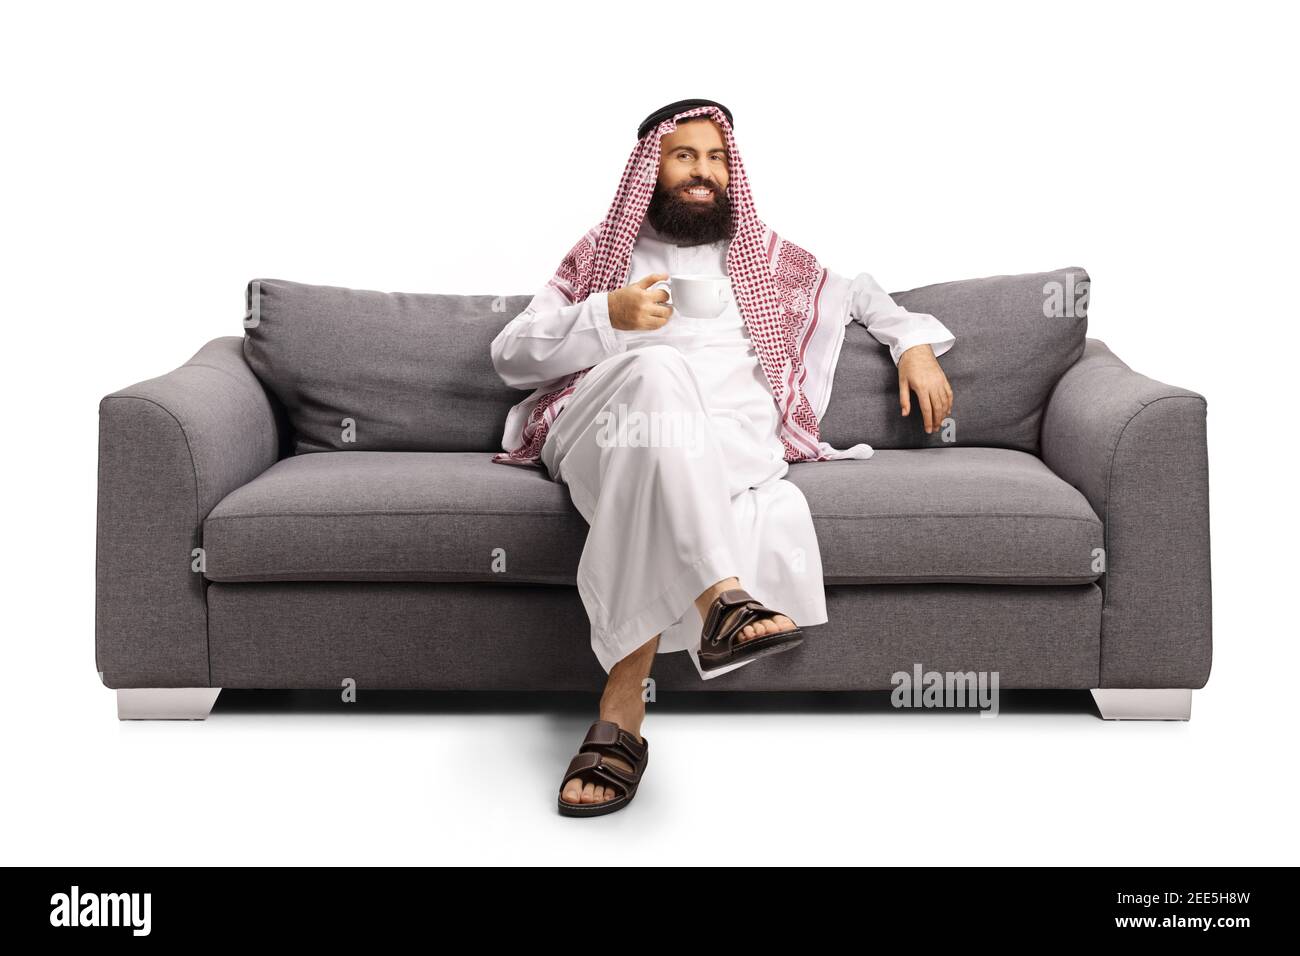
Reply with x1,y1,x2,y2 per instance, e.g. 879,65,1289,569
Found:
562,777,613,806
739,616,795,641
564,768,629,806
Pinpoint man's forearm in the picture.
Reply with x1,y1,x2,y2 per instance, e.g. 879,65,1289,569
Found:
490,290,624,388
847,270,955,364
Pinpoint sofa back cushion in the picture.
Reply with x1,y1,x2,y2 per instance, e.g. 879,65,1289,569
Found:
243,278,531,454
243,267,1087,456
817,267,1089,454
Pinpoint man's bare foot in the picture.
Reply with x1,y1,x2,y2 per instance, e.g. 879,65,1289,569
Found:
560,634,656,809
694,576,798,641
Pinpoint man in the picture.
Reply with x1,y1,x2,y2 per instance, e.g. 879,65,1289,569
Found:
490,99,955,816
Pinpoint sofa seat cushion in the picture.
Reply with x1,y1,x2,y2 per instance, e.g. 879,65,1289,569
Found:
203,448,1102,586
785,448,1102,585
204,452,589,584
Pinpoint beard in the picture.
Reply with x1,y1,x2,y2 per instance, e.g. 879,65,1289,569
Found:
644,178,734,246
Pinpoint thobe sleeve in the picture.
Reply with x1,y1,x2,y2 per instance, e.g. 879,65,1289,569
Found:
490,282,625,390
845,271,955,366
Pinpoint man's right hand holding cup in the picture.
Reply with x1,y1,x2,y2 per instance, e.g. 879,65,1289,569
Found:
608,273,673,331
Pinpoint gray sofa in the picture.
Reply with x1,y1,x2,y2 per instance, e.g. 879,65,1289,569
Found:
94,268,1211,720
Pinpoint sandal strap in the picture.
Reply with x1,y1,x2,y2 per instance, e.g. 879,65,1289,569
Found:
561,720,648,796
702,588,756,637
581,718,644,754
703,589,785,649
563,752,633,795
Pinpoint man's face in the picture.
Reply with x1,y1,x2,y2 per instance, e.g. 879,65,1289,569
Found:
644,118,734,245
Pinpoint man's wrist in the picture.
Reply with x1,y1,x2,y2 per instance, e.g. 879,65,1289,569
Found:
896,342,936,365
591,291,625,353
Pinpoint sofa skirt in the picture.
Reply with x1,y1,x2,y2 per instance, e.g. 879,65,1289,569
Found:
207,582,1102,692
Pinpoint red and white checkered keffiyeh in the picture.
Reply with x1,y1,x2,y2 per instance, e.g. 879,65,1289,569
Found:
493,103,855,468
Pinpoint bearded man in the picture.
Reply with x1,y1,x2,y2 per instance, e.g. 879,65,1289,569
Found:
490,98,956,816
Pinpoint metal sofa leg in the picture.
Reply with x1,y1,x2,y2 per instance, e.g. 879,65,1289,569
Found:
1090,688,1193,720
116,688,222,720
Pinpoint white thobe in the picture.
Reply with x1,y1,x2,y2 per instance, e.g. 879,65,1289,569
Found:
491,218,955,679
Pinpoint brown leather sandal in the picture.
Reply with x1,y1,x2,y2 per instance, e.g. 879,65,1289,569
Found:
557,719,649,817
698,587,804,673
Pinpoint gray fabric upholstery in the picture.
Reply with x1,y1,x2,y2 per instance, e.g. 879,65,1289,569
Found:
202,448,1101,586
820,267,1090,454
1041,339,1211,688
241,277,530,455
204,451,587,584
787,448,1101,584
96,337,285,688
94,274,1211,696
208,581,1101,691
241,268,1087,458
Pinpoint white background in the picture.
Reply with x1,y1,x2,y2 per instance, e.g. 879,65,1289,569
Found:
2,0,1296,865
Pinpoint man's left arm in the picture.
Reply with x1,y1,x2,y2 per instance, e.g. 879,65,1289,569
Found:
847,271,955,434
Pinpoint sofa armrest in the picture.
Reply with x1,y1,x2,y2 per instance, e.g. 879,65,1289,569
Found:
1041,338,1211,688
95,336,286,687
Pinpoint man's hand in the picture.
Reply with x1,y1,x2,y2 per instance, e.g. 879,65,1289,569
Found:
898,344,954,434
608,273,673,331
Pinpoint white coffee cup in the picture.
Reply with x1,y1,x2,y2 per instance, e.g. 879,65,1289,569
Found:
650,274,734,319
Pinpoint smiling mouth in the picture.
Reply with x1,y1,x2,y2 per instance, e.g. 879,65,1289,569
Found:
683,185,715,200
